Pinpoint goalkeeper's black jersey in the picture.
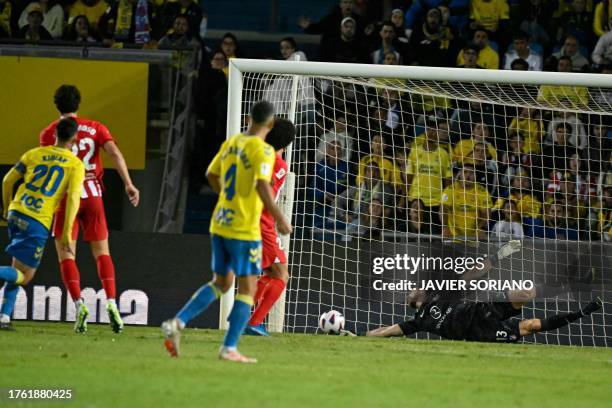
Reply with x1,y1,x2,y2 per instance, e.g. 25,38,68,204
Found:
399,300,479,340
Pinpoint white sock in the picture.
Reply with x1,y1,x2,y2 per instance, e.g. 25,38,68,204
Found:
107,299,116,307
223,346,237,353
75,298,83,308
0,313,10,323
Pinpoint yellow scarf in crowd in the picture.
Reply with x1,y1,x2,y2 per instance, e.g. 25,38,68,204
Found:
115,0,133,40
0,1,11,36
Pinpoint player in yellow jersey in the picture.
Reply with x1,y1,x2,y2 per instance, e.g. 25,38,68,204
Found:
162,101,292,363
0,118,84,330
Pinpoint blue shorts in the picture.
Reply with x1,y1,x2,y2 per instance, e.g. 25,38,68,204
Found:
5,211,49,269
210,234,262,277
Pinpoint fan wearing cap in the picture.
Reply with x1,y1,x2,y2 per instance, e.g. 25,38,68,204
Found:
18,1,64,38
319,16,369,63
17,2,53,41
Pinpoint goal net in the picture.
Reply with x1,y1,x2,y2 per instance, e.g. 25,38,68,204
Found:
227,59,612,346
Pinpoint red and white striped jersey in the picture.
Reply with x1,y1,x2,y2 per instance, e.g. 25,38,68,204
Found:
40,117,115,200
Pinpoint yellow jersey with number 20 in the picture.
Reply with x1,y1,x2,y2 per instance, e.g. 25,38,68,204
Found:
207,133,275,241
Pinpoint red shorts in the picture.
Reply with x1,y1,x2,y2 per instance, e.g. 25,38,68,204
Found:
261,228,287,270
53,197,109,242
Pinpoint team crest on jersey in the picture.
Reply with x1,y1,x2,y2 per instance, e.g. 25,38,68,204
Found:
275,168,286,180
430,306,442,320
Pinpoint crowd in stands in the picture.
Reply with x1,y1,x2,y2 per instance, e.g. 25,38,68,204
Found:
1,0,610,241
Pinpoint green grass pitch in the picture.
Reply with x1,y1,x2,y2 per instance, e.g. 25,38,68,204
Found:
1,322,611,408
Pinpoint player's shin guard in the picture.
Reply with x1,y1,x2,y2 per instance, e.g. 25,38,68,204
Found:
249,277,286,326
223,294,254,348
60,259,81,301
96,255,116,299
176,282,222,326
0,266,24,285
0,283,19,317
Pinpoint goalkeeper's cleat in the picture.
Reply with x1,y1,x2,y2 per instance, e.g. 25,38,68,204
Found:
244,324,269,337
161,318,181,358
74,303,90,333
581,297,603,316
497,239,522,260
219,347,257,363
107,302,124,333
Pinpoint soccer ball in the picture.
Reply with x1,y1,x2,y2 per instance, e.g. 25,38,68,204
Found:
318,310,345,334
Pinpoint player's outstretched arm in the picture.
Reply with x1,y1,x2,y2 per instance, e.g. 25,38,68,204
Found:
366,324,404,337
255,179,292,235
2,167,23,220
103,141,139,207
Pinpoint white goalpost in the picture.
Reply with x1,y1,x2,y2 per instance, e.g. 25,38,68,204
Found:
220,58,612,346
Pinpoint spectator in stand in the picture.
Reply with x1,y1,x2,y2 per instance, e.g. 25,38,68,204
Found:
597,186,612,241
390,8,409,55
499,133,528,188
159,0,202,40
158,14,200,57
592,20,612,65
593,0,612,38
413,117,452,155
491,200,524,239
406,198,443,235
338,163,395,234
280,36,307,61
503,31,543,70
518,0,555,49
18,0,63,39
63,14,98,42
449,101,495,142
312,140,349,225
457,43,484,68
407,7,456,67
469,0,509,43
441,165,493,239
544,114,587,149
298,0,363,47
552,35,590,72
69,0,108,30
494,168,542,219
510,57,530,70
537,58,589,109
456,28,499,69
371,21,400,64
556,0,592,46
524,201,580,239
17,3,52,40
406,117,453,225
508,107,544,154
471,141,499,195
319,17,369,63
585,121,612,174
403,0,469,40
540,122,579,181
220,32,238,58
567,153,597,201
210,50,228,77
383,50,399,64
315,114,352,164
453,122,498,165
0,0,14,38
356,133,402,188
546,175,587,235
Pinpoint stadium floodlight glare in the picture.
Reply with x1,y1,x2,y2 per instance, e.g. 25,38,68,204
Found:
222,58,611,345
